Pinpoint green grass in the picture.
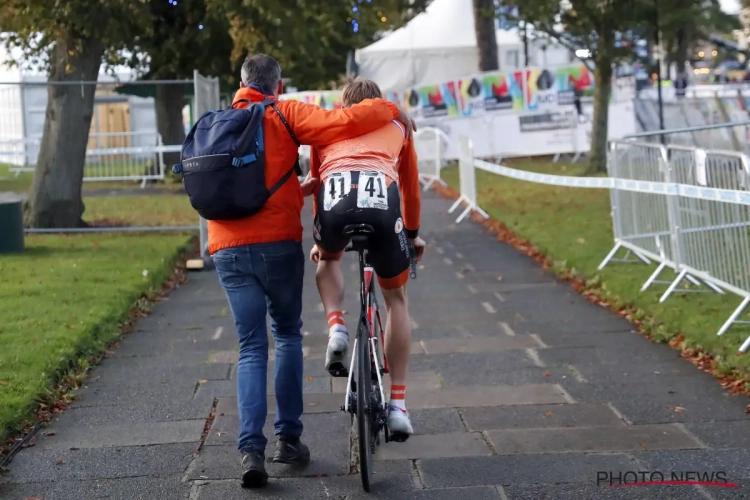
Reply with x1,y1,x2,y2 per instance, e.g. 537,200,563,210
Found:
0,163,180,194
83,195,196,227
0,233,193,442
442,160,750,379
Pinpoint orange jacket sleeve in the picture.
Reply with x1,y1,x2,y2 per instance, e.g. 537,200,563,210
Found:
397,137,421,237
281,99,399,146
310,147,321,218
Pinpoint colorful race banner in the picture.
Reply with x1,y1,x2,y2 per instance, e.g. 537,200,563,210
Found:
280,63,597,121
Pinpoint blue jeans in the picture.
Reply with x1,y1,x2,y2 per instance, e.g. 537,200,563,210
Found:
212,241,305,455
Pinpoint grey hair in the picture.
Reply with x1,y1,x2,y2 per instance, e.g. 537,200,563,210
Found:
240,54,282,93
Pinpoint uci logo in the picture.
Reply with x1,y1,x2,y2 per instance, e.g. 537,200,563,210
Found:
538,93,556,104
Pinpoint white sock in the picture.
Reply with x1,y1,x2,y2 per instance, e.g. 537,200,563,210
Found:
328,325,349,344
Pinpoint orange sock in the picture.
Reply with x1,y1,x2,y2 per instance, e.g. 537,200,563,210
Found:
390,384,406,411
327,311,344,329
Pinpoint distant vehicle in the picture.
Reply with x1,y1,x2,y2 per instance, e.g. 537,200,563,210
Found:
713,60,746,83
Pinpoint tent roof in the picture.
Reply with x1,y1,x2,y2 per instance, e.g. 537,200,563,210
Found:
359,0,522,53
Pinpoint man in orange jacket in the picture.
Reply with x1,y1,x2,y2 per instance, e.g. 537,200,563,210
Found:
209,54,415,489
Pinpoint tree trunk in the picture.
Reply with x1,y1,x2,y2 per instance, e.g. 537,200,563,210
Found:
473,0,499,71
155,84,186,169
587,54,613,175
675,27,689,76
24,36,104,228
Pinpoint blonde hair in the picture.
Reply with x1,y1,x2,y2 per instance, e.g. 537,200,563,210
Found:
342,77,382,107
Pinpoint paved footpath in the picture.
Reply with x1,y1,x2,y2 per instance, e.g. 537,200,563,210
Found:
2,192,750,500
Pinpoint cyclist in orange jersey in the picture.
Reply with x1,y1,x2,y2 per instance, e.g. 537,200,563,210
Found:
308,77,425,440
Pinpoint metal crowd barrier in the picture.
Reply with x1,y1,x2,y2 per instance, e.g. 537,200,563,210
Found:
448,133,750,352
413,126,449,191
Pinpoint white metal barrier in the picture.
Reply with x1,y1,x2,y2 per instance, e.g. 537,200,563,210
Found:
413,127,449,191
447,135,488,224
0,131,179,187
429,132,750,352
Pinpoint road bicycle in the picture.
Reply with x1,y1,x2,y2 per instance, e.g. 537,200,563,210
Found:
334,223,417,492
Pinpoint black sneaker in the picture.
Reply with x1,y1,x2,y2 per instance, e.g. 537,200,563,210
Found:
241,449,268,488
271,435,311,465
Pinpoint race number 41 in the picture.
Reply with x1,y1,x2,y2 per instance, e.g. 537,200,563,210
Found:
323,172,352,211
357,172,388,210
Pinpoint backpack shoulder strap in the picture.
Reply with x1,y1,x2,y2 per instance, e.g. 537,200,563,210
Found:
269,102,301,147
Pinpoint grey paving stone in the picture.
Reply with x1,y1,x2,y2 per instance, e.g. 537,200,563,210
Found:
409,408,467,435
567,383,749,424
420,335,540,354
4,443,196,483
52,399,212,426
633,448,750,481
0,475,191,500
536,345,689,368
193,460,420,498
85,356,232,384
407,384,572,409
73,378,202,407
502,483,713,500
486,423,702,455
205,412,352,447
34,419,205,450
375,432,492,460
332,371,442,394
409,351,541,375
684,420,750,449
214,392,344,417
191,422,350,479
418,453,642,487
459,403,626,430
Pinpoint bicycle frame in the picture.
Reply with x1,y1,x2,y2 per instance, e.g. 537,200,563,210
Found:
343,245,387,415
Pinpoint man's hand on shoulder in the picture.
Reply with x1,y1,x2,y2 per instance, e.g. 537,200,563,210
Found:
300,171,319,197
396,104,417,140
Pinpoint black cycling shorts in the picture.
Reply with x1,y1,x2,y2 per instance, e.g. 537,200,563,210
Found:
313,170,410,290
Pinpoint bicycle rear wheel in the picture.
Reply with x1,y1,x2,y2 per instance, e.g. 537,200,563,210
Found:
357,318,373,492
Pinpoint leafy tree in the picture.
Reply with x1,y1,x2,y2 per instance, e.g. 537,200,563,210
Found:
657,0,738,74
126,0,238,166
516,0,652,174
0,0,150,227
207,0,430,90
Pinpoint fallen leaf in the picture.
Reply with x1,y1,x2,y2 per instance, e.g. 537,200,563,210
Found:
544,412,553,417
43,432,56,437
306,377,313,381
576,238,585,244
55,459,64,465
198,380,207,384
92,241,100,248
0,381,6,386
496,275,503,281
639,443,648,450
543,371,551,377
666,405,684,413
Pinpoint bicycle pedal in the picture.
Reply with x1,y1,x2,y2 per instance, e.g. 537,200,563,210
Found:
327,362,348,378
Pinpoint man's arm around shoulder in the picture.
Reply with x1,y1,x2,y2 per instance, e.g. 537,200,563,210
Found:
280,98,414,147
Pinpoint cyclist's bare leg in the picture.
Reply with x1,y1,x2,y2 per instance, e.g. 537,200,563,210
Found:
381,284,414,437
315,258,345,315
380,286,410,386
315,253,350,373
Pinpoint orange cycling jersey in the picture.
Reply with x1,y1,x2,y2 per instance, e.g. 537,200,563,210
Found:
309,120,421,234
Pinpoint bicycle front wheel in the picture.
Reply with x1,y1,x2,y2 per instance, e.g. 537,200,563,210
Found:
357,319,373,492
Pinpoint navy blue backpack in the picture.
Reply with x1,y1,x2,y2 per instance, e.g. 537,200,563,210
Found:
173,98,301,221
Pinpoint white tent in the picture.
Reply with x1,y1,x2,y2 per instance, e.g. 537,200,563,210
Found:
355,0,572,92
